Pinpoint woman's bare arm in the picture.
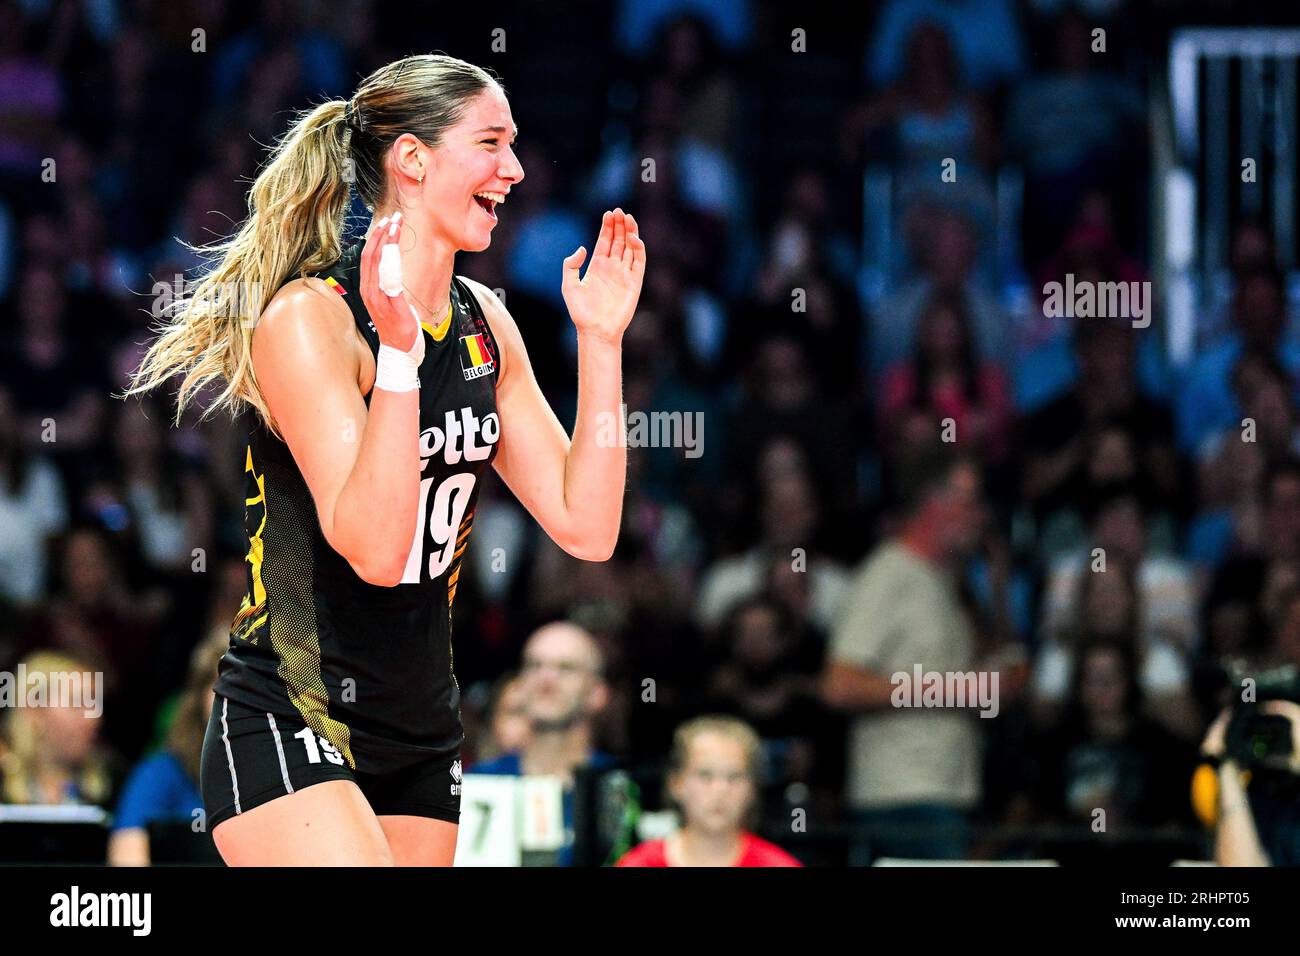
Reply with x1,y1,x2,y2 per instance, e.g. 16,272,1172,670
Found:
252,219,423,586
467,209,645,561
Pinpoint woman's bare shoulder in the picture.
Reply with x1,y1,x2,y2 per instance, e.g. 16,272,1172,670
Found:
257,276,357,344
253,276,370,397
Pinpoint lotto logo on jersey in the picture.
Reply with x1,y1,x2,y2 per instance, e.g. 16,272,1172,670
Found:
459,333,495,381
418,408,500,469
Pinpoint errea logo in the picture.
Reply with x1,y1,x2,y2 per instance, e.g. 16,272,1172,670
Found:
450,758,462,796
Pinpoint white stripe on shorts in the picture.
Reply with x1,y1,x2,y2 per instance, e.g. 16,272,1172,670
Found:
267,713,295,794
220,697,241,814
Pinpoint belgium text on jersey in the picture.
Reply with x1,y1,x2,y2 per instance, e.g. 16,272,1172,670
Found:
50,887,151,936
889,665,999,718
0,665,103,717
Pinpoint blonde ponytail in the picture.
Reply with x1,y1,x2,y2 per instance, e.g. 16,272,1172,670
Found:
124,98,354,429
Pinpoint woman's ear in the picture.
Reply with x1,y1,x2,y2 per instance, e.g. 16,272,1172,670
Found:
389,132,426,185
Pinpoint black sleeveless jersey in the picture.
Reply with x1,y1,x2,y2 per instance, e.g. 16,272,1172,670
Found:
213,240,501,774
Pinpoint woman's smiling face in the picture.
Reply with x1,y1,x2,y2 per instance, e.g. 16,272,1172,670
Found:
421,87,524,252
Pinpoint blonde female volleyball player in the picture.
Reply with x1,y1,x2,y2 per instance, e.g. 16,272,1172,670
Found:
127,54,645,865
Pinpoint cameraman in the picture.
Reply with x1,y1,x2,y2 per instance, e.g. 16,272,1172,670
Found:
1200,699,1300,866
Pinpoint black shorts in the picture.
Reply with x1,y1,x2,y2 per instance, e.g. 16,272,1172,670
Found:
200,693,461,833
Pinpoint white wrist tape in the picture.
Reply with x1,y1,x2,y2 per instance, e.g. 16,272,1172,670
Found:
372,213,423,392
375,307,425,393
378,242,403,297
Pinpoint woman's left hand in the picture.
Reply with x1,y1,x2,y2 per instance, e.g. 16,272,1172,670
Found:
562,208,646,346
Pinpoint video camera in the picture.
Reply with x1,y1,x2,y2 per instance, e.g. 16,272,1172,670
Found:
1224,663,1300,771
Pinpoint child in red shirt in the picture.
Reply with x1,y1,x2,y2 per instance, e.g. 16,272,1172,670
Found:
616,716,801,867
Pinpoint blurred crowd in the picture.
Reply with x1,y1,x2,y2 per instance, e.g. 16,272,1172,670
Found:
1,0,1298,866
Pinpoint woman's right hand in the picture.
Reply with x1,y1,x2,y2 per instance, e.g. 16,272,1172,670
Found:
359,212,421,352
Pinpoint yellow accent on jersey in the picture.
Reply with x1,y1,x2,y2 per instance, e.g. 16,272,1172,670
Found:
245,446,267,609
239,446,356,766
232,445,269,645
420,301,454,342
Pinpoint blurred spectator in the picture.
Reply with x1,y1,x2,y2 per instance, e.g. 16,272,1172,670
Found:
0,384,68,606
614,0,754,58
1040,487,1198,651
866,0,1026,90
1017,196,1158,409
853,24,999,286
469,621,617,866
62,187,123,302
16,525,166,759
587,110,729,291
648,17,744,221
211,4,348,106
1199,220,1280,348
107,632,225,866
1271,589,1300,670
753,169,859,298
1189,352,1300,570
615,298,724,510
722,334,858,547
79,398,214,576
0,265,108,460
1005,12,1146,272
1202,459,1300,663
1032,534,1201,741
877,290,1012,467
1196,568,1272,691
696,460,848,637
702,595,828,795
0,0,63,196
0,649,120,808
871,209,1008,377
525,504,706,767
852,21,997,170
616,715,801,866
740,176,862,396
1019,317,1181,561
474,672,532,765
822,444,988,863
619,447,706,600
1178,265,1300,454
1017,641,1199,865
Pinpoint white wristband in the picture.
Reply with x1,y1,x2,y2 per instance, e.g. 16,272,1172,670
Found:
375,326,424,393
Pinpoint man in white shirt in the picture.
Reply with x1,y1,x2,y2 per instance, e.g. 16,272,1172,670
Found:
822,445,989,864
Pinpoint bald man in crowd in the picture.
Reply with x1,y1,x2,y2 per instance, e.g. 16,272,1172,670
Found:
468,620,617,864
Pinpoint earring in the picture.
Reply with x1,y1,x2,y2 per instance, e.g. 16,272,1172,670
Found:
418,171,424,184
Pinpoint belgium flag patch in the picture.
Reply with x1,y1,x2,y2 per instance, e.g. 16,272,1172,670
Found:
459,332,495,381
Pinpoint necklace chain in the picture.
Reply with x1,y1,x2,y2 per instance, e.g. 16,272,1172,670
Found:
402,284,453,331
